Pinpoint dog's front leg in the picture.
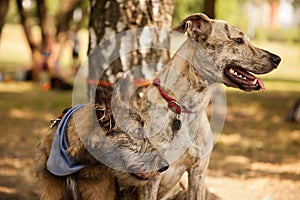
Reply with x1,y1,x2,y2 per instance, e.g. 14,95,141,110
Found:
187,154,210,200
138,175,162,200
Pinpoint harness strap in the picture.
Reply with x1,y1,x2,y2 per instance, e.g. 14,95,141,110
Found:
88,78,151,88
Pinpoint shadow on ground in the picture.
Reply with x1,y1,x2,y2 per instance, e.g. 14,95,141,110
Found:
0,82,299,199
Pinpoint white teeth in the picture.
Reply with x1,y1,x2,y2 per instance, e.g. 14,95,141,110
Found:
229,68,247,80
238,73,247,80
252,79,258,85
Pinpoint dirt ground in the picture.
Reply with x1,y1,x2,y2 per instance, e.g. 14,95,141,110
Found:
0,81,299,200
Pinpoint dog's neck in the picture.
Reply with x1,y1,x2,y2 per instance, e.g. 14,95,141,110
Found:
165,38,221,91
139,38,215,113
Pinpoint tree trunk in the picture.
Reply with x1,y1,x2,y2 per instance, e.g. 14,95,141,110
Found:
16,0,39,58
88,0,174,100
203,0,215,19
56,0,85,36
36,0,50,47
0,0,9,39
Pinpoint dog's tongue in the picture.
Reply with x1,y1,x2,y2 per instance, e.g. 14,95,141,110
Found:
257,78,265,91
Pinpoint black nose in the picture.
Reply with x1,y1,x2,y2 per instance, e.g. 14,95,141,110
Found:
269,54,281,67
158,160,169,172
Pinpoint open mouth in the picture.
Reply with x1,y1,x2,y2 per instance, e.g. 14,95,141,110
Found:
225,66,265,91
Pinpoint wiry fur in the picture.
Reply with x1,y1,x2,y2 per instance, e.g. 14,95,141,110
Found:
115,13,281,199
35,13,281,200
35,86,169,200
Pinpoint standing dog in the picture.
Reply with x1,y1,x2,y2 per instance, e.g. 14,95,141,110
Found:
114,13,281,199
35,86,169,200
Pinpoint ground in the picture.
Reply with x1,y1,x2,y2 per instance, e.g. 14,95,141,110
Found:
0,82,299,200
0,25,299,200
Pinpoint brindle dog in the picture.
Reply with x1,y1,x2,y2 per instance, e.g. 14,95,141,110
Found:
35,86,169,200
114,13,281,199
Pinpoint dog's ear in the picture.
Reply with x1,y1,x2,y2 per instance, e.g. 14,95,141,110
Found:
94,86,115,131
172,13,212,42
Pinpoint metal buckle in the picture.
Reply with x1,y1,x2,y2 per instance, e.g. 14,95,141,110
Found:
168,100,182,114
50,118,61,129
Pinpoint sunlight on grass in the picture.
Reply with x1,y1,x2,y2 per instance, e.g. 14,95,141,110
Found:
9,108,34,119
0,82,34,93
250,162,300,175
218,134,242,145
224,155,250,165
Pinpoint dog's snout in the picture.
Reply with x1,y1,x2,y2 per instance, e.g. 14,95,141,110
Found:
269,54,281,67
158,160,169,172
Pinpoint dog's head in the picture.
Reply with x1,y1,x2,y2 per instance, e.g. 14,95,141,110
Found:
173,13,281,91
93,87,169,186
105,125,169,186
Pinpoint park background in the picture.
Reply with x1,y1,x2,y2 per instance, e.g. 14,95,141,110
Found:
0,0,299,199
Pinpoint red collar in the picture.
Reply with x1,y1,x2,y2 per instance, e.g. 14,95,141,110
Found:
88,79,151,87
153,78,193,114
88,78,193,114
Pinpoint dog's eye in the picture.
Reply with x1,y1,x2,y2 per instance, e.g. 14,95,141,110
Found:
130,112,144,126
234,38,244,44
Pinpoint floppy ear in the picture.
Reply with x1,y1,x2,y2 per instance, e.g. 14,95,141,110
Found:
172,13,212,42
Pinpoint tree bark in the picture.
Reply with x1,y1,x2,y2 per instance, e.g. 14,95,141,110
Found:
88,0,175,100
203,0,215,19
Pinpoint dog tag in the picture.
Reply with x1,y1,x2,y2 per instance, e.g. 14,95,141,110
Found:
173,115,182,130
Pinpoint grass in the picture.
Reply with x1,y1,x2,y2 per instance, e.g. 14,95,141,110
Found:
217,90,300,162
0,82,72,199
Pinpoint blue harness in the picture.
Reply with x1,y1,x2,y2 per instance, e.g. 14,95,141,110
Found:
47,104,86,176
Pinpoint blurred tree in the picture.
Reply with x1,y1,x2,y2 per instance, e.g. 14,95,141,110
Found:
56,0,88,41
36,0,49,47
0,0,9,39
3,0,89,81
15,0,43,61
204,0,215,18
56,0,82,35
88,0,175,100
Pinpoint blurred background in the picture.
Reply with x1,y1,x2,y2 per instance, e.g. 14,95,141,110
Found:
0,0,299,199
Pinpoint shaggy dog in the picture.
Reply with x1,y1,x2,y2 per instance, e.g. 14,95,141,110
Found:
35,86,168,200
